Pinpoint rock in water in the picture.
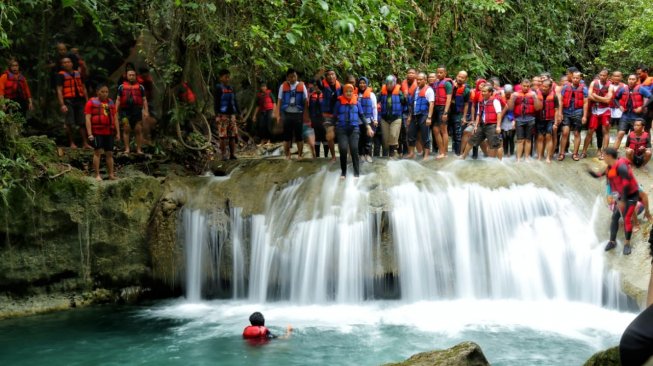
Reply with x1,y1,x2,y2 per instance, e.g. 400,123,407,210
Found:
583,346,620,366
383,341,490,366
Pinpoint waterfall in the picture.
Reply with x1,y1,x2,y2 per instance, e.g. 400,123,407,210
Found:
181,164,628,307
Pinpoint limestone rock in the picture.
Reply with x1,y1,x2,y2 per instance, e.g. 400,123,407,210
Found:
384,342,490,366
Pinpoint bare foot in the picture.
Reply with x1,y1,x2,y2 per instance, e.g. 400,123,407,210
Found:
108,175,119,180
284,155,291,160
95,175,103,181
436,154,446,159
83,144,93,150
633,225,641,233
330,157,337,163
340,175,345,181
124,149,131,154
404,153,415,159
70,143,78,149
546,159,552,164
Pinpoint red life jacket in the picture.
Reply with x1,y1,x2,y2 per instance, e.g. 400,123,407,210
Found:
59,70,85,99
120,81,144,108
541,91,556,121
627,131,650,155
179,82,196,104
257,89,274,111
619,85,644,111
2,70,28,100
87,97,116,135
607,158,639,198
591,80,611,109
514,92,537,117
432,78,453,106
242,325,269,339
561,84,585,109
479,98,498,124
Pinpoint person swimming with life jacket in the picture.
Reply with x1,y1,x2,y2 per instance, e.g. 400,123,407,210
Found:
242,312,292,344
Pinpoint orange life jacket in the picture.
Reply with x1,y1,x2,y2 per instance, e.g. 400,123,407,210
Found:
59,70,85,99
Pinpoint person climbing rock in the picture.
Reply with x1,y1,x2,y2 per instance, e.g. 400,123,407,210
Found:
116,69,149,155
242,312,292,344
559,71,588,161
57,56,89,149
406,72,434,160
214,69,240,160
84,84,120,181
0,59,33,118
588,147,640,255
276,69,309,159
334,84,373,179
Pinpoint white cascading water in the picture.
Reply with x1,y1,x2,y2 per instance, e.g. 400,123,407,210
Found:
182,163,628,308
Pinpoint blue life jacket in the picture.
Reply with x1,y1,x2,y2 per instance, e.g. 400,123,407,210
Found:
280,81,306,112
359,88,374,119
336,96,361,129
380,84,403,117
413,86,432,115
320,79,342,116
216,83,237,114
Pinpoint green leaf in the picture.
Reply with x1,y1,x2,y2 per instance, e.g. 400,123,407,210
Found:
318,0,329,11
286,32,297,45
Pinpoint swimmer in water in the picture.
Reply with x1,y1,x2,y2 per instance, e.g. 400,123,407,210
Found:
242,312,292,343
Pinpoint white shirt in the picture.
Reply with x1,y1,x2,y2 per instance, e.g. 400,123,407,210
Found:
413,87,435,110
591,81,611,115
278,81,309,113
610,83,623,118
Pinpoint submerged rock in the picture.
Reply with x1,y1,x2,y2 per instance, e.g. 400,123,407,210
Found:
383,341,490,366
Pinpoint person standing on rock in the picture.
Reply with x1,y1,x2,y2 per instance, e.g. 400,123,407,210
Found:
57,56,90,149
334,84,374,179
558,71,588,161
115,69,149,155
0,59,34,119
357,76,378,163
315,68,342,162
214,69,240,160
85,84,120,181
461,85,503,160
505,78,542,162
379,75,406,159
588,147,639,255
406,72,434,160
276,69,309,160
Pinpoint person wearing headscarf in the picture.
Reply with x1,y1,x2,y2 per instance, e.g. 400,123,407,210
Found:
334,84,374,178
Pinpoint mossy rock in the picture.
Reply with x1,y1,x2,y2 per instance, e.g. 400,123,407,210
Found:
583,346,620,366
384,341,490,366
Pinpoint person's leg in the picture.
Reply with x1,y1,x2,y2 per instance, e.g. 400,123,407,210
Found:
437,108,449,157
350,129,361,177
406,117,419,159
614,118,629,149
326,122,336,162
282,113,293,159
515,124,525,162
559,125,570,160
135,121,144,154
64,123,76,148
93,149,102,180
606,207,621,251
292,114,304,158
536,127,544,160
432,125,444,158
419,114,431,159
74,103,91,149
524,122,534,161
336,129,349,178
626,148,635,163
644,150,652,167
106,151,117,180
545,131,553,163
582,126,595,156
123,123,132,153
623,199,637,254
452,114,462,155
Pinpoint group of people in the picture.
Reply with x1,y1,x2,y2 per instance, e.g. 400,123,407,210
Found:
242,65,653,178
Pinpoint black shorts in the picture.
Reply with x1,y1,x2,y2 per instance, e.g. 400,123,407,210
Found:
92,134,115,151
311,115,326,142
515,119,535,140
536,120,554,135
282,112,303,142
633,154,645,167
120,108,143,129
433,106,447,126
470,123,501,149
619,118,636,133
64,98,86,127
562,114,582,131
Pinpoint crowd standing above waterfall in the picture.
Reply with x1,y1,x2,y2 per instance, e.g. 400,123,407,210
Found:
1,44,653,178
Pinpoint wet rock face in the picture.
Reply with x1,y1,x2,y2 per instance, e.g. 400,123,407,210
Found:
583,346,620,366
383,341,490,366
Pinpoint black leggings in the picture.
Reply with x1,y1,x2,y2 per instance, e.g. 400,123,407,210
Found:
502,130,515,155
610,197,638,242
337,127,360,177
282,112,303,142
